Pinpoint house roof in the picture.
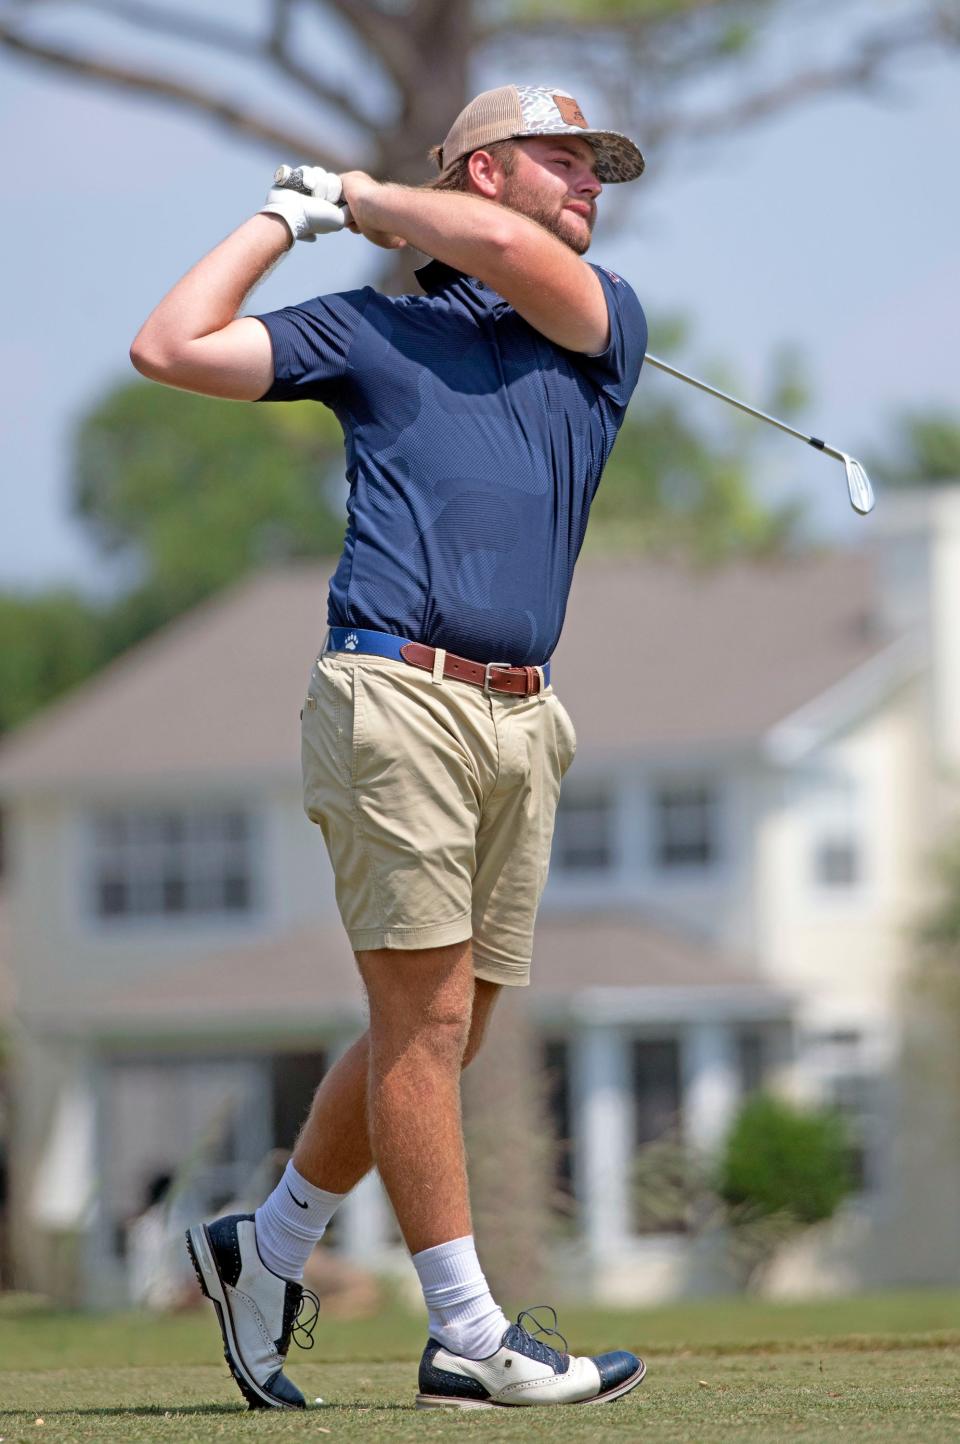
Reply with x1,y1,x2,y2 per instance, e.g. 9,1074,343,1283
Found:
28,912,788,1039
0,552,892,794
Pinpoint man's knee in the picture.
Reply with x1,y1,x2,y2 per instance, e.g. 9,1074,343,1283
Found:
462,978,501,1069
356,939,475,1061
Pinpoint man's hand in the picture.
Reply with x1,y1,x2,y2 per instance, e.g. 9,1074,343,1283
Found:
261,165,349,244
339,171,407,251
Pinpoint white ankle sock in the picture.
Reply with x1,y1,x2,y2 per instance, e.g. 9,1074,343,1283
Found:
254,1160,346,1281
412,1235,509,1360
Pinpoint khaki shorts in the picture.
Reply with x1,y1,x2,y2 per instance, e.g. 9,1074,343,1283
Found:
300,649,577,986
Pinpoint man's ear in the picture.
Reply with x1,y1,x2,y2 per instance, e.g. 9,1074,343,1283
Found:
466,149,503,200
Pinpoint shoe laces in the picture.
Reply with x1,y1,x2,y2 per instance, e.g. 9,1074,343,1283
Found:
513,1305,569,1368
292,1286,320,1350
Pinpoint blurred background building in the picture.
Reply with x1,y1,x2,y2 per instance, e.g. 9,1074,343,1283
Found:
2,489,959,1307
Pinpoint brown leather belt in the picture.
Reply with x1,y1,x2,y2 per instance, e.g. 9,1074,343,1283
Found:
399,642,544,696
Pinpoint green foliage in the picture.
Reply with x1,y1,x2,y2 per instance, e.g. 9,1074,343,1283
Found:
915,831,960,956
586,392,804,561
718,1092,853,1226
585,328,809,560
868,409,960,488
0,589,111,734
73,381,347,614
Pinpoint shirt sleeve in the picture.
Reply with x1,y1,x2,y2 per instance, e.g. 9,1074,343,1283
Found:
572,265,647,407
254,287,370,405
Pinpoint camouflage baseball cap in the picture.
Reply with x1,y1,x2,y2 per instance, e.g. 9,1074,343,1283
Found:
434,84,644,184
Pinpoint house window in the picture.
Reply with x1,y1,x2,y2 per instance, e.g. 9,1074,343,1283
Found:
737,1030,766,1095
806,773,863,891
653,782,717,869
814,837,860,888
806,1029,878,1193
542,1037,575,1204
552,783,615,873
632,1038,683,1145
632,1038,685,1233
89,807,256,920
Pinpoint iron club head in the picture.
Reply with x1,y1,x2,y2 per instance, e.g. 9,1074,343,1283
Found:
841,454,875,516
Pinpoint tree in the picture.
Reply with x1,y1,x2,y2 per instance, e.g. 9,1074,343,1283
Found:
73,379,347,632
0,589,111,734
2,1,955,288
717,1092,854,1288
868,409,960,489
586,338,807,560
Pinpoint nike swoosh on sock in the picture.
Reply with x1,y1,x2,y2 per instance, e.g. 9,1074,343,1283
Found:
285,1182,309,1209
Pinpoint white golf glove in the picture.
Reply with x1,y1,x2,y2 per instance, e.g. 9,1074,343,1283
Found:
260,165,348,243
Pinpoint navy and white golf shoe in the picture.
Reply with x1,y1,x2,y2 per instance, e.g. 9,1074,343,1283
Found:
416,1306,645,1409
185,1213,318,1410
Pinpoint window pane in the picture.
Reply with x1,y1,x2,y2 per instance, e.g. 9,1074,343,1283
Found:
654,784,717,868
815,838,859,887
91,807,255,919
737,1031,765,1095
543,1038,574,1204
98,878,128,917
632,1039,682,1145
553,786,614,872
632,1039,686,1235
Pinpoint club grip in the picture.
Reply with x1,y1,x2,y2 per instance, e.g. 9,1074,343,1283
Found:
273,165,312,195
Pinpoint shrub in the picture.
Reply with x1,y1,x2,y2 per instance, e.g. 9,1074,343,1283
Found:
718,1092,853,1226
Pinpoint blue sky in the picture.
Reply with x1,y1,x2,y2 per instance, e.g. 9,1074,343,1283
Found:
1,6,958,592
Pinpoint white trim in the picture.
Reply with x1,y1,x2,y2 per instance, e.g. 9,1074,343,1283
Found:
763,635,925,766
567,984,794,1027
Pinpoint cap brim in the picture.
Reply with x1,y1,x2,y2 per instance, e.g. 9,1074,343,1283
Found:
584,130,645,184
514,125,645,183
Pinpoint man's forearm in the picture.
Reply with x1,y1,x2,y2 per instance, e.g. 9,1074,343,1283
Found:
132,214,291,362
344,176,608,354
350,183,530,281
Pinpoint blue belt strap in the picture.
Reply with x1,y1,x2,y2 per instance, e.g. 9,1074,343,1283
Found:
325,627,551,687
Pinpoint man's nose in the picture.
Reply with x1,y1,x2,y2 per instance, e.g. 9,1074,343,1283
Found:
576,169,602,199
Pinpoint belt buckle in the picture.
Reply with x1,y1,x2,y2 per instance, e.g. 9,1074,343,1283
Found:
483,660,512,695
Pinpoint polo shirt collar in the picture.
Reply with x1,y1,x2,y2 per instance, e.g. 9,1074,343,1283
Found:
415,258,463,294
415,258,500,307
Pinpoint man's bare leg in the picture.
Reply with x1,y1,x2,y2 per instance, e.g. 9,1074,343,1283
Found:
353,939,476,1253
292,966,501,1194
351,938,509,1359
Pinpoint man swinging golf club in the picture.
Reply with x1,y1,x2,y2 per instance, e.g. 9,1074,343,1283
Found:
131,82,648,1411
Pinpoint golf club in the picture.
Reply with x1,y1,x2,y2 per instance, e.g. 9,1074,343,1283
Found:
644,354,875,516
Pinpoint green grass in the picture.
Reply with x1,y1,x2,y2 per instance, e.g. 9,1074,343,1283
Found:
2,1290,960,1442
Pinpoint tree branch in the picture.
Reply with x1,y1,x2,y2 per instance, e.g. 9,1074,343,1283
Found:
646,11,958,149
323,0,423,90
265,1,377,135
20,0,379,136
42,0,263,60
0,21,348,166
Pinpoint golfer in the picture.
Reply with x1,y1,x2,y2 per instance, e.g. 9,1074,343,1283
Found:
132,83,648,1411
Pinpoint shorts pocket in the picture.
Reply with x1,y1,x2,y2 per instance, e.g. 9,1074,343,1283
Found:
550,694,577,776
303,657,357,796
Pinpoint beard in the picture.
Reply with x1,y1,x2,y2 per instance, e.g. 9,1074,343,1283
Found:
500,176,594,256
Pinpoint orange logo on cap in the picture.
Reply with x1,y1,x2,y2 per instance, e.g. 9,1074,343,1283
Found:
554,95,588,128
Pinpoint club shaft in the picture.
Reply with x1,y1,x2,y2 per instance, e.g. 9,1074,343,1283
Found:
644,353,842,462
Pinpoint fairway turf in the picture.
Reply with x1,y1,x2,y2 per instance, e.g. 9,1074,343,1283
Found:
2,1291,960,1442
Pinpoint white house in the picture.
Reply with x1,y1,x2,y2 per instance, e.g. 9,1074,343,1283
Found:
2,488,958,1307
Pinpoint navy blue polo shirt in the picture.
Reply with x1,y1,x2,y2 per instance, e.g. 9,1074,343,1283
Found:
256,258,646,665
